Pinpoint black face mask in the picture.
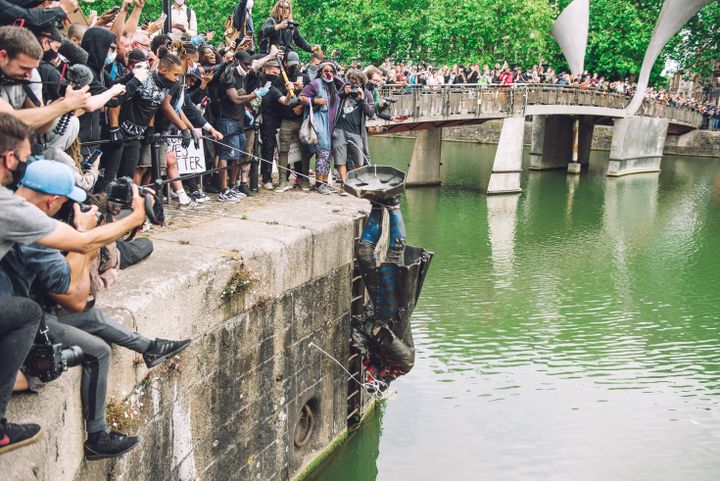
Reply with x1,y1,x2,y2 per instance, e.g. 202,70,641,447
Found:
154,71,179,90
43,49,59,63
265,74,278,82
11,159,27,190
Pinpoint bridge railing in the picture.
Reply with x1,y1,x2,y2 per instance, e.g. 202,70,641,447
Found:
375,84,702,127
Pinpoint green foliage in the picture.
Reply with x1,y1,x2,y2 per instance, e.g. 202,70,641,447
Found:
81,0,718,81
665,3,720,77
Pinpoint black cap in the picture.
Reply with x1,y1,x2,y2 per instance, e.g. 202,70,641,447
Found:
128,49,147,64
235,51,252,65
38,26,63,43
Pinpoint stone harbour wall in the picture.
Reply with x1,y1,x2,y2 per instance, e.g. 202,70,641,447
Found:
1,195,368,481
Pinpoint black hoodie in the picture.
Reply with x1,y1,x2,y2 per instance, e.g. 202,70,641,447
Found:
79,28,120,144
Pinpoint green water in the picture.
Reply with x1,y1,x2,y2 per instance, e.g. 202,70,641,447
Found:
309,137,720,481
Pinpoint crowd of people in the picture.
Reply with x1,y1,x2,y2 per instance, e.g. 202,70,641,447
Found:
0,0,718,466
372,60,719,126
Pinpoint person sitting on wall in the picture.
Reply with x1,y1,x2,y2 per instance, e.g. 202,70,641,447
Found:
1,160,192,460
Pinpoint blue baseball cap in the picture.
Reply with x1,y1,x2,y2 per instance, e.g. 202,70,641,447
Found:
20,159,87,203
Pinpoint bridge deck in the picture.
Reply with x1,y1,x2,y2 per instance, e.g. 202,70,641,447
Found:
367,85,701,135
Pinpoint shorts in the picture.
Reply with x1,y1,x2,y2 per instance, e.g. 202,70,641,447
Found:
137,142,168,169
216,118,246,161
331,129,364,168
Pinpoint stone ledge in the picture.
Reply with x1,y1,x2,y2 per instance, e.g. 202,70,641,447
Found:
2,193,367,481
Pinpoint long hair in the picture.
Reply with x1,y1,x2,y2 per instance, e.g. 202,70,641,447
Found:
270,0,293,22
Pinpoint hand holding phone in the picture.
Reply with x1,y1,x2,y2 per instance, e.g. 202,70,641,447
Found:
81,149,102,173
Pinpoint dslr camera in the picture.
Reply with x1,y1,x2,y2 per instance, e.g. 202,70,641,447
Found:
285,21,300,30
107,176,162,225
25,329,83,383
349,85,361,98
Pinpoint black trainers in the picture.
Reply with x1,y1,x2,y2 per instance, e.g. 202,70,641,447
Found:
143,338,192,368
84,430,138,461
0,419,42,455
238,182,253,196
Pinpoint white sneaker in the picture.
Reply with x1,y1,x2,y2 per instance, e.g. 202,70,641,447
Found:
191,190,207,204
177,190,196,208
263,182,274,190
229,187,247,199
274,183,292,193
218,189,240,203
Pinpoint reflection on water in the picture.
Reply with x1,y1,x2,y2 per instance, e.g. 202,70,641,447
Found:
311,137,720,481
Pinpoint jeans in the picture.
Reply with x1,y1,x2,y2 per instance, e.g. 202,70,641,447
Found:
278,118,305,183
46,308,151,433
99,140,142,192
116,238,154,270
0,297,43,420
260,115,282,184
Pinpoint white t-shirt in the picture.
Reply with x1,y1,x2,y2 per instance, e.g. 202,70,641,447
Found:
0,69,43,109
170,4,198,37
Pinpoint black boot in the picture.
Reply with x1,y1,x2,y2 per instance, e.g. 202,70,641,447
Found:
0,418,42,455
143,338,192,368
84,430,138,460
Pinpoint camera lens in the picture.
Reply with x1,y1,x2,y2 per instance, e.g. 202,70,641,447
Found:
61,345,84,368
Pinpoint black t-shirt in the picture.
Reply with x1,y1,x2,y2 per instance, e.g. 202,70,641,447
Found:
336,96,363,135
155,75,186,132
261,76,302,121
219,66,249,123
119,72,180,133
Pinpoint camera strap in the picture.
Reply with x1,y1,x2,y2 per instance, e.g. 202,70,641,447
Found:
37,313,51,344
22,83,41,108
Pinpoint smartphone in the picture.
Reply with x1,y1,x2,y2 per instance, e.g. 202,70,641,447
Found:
81,149,102,173
158,13,167,24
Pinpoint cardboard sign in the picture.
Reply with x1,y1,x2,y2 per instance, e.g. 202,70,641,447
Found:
168,134,206,175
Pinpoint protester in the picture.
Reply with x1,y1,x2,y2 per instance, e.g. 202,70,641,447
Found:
3,160,191,460
332,69,374,190
171,0,198,38
258,0,321,55
0,110,146,456
300,61,342,194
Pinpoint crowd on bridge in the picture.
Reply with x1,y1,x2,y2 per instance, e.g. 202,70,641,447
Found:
368,59,719,127
0,0,718,468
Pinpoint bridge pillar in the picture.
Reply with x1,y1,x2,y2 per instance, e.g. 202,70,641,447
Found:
487,117,525,194
608,116,669,176
407,127,442,186
530,115,594,171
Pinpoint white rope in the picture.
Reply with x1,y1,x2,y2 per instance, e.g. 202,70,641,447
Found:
200,134,395,210
308,341,391,401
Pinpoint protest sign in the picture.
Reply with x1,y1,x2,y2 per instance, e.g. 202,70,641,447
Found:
168,133,206,175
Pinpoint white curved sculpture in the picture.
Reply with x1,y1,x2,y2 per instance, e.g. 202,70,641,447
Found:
551,0,713,117
624,0,714,116
551,0,590,78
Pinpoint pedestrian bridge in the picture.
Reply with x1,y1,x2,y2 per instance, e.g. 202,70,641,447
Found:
367,85,703,194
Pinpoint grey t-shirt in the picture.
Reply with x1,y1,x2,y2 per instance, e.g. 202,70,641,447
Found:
0,185,58,261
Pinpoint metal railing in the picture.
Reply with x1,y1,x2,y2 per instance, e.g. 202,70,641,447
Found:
372,84,703,127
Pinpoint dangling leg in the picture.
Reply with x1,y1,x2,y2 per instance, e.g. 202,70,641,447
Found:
357,204,384,306
384,196,407,265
